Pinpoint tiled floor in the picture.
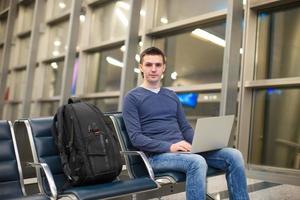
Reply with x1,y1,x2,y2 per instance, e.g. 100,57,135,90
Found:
155,175,300,200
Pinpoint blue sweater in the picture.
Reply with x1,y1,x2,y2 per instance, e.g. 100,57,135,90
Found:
123,87,194,154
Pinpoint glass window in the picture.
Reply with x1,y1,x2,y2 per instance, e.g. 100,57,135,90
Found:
48,20,69,58
177,92,220,127
43,61,64,97
250,88,300,170
18,3,34,33
255,6,300,79
40,101,59,116
17,37,30,65
153,22,226,87
0,47,3,67
85,47,127,93
155,0,227,26
89,0,130,44
9,37,17,68
13,70,26,101
0,0,9,12
85,98,119,112
47,0,71,19
10,103,22,121
0,18,7,43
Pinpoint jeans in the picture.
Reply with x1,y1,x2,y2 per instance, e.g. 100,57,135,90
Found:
148,148,249,200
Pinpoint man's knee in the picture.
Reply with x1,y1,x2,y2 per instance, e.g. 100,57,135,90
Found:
224,148,245,167
190,154,208,172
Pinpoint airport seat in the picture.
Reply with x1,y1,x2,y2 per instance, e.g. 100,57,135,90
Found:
0,120,49,200
22,117,159,200
109,112,224,199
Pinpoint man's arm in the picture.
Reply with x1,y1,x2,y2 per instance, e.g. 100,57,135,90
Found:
123,94,172,153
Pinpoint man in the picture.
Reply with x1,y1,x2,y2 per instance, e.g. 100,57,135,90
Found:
123,47,249,200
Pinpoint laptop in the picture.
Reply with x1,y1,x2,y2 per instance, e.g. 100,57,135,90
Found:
180,115,235,153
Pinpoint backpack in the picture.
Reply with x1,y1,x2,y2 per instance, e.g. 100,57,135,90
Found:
52,98,122,186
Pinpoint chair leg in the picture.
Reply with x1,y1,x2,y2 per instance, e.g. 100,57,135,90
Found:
206,193,215,200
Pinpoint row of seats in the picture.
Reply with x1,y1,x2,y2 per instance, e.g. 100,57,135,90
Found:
0,113,223,200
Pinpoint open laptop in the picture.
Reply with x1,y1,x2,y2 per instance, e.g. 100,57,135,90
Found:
180,115,235,153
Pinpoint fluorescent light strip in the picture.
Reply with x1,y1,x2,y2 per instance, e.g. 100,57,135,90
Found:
106,56,124,67
115,8,128,26
192,28,225,47
116,1,130,10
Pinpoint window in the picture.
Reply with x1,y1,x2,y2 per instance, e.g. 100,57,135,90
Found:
17,36,30,65
250,88,300,170
155,0,227,26
255,6,300,79
154,22,226,87
40,101,60,116
48,0,71,19
43,61,64,97
18,3,34,33
177,92,220,127
85,98,119,112
85,47,125,93
48,21,69,58
89,0,130,44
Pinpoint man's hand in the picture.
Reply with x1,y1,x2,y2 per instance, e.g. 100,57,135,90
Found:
170,140,192,152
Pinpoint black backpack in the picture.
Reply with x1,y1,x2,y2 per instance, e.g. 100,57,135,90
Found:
52,98,122,186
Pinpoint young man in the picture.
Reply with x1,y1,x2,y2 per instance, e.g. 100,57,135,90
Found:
123,47,249,200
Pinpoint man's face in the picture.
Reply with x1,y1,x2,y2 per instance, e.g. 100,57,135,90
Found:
139,55,165,85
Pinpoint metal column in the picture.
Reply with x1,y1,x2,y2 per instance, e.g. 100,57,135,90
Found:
59,0,82,105
21,0,46,117
219,0,243,116
118,0,142,111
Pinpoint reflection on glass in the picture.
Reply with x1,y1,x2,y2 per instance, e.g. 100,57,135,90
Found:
256,6,300,79
13,70,26,100
40,101,60,116
44,61,64,97
48,21,69,58
0,0,9,12
48,0,71,19
86,48,127,93
10,103,21,121
0,19,7,43
18,3,34,33
154,22,225,87
155,0,227,26
17,37,30,65
250,88,300,169
90,0,130,44
85,98,119,112
177,92,220,128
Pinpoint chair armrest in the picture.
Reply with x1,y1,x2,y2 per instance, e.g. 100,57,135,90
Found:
120,151,155,181
27,162,57,199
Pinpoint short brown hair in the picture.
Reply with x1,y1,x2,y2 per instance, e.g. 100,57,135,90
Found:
139,47,166,64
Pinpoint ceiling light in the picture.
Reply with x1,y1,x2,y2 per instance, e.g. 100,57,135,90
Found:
139,41,143,47
134,68,140,73
171,72,177,80
116,1,130,10
54,40,61,46
52,50,59,57
59,2,66,9
115,8,128,26
140,10,145,16
79,14,86,22
120,45,125,52
106,56,124,67
192,28,225,47
51,62,58,69
160,17,168,24
135,54,140,62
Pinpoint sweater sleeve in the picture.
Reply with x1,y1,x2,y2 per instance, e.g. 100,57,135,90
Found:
176,95,194,144
123,93,172,153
